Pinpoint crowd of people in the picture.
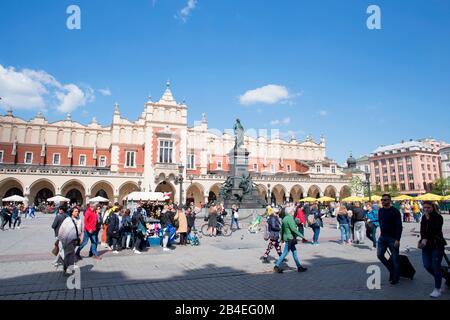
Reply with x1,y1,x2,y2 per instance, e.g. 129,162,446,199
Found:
51,201,200,275
261,195,449,298
0,204,36,230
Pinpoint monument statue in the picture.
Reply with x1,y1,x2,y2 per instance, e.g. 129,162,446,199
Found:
239,173,253,194
234,118,244,149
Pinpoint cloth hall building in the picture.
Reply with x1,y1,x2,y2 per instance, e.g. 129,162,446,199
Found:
0,82,352,207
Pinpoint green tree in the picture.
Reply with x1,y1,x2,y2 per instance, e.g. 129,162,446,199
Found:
388,183,401,197
350,176,364,196
432,178,450,195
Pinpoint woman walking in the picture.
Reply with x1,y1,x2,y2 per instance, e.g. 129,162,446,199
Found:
337,205,350,244
177,208,188,245
57,207,83,275
418,201,448,298
262,209,283,263
273,206,307,273
365,203,379,249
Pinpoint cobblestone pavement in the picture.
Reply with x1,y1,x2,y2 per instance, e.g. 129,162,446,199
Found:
0,213,449,300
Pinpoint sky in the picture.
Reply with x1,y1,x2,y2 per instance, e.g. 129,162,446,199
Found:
1,0,449,165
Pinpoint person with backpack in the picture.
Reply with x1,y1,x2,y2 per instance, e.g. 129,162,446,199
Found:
309,203,324,245
262,209,283,263
76,203,102,260
419,201,448,298
273,206,307,273
107,207,121,254
51,206,69,267
121,209,133,250
132,207,147,254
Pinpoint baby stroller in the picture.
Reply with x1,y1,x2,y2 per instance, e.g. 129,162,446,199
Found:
187,231,200,246
248,214,263,234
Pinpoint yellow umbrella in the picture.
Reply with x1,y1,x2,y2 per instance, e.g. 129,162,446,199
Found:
301,197,319,202
415,193,443,201
443,195,450,201
341,196,363,202
318,196,335,202
362,195,382,202
392,195,414,201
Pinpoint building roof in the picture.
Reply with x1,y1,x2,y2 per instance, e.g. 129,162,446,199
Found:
372,140,433,154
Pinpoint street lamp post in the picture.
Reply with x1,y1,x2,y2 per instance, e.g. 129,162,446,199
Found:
365,172,372,202
176,165,184,207
267,183,271,205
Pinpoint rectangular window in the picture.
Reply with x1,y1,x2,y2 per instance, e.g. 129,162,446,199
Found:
383,176,388,182
79,154,86,166
398,165,404,172
53,153,60,165
187,154,195,170
159,140,173,164
391,175,397,182
253,163,258,172
390,167,396,174
433,165,436,171
376,177,381,183
422,173,426,180
409,183,415,190
383,168,388,174
332,166,336,174
389,159,394,165
125,151,136,168
408,174,414,180
428,174,432,180
420,156,424,161
316,165,321,173
25,152,33,164
407,165,413,172
217,161,223,170
400,184,406,191
400,174,405,181
381,159,386,165
270,164,275,173
421,164,425,170
287,164,291,173
99,156,107,167
0,150,3,163
427,164,431,171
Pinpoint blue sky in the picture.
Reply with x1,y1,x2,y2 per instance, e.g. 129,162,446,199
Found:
1,0,449,164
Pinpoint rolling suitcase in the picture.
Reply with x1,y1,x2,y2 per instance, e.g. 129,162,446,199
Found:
442,253,450,284
387,249,416,280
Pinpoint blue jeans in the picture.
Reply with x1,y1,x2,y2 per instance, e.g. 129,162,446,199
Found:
231,217,240,230
339,224,349,242
275,242,302,268
377,236,400,282
368,226,378,248
312,226,320,243
422,248,445,289
76,231,99,256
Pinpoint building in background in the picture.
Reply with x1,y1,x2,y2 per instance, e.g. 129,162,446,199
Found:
440,146,450,181
0,82,352,206
369,140,442,195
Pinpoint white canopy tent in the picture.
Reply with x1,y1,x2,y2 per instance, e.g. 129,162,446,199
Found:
89,196,110,203
47,195,70,203
125,192,171,202
2,195,26,202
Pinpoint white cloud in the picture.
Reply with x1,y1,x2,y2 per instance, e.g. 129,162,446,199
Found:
0,64,95,113
240,84,296,105
98,88,111,96
270,117,291,126
318,110,328,116
177,0,197,22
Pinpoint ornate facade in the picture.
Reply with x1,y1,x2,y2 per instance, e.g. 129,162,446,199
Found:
0,82,352,206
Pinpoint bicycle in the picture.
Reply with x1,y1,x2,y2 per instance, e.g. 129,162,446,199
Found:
200,221,232,237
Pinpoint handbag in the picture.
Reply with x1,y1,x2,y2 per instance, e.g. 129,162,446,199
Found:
51,240,59,256
234,211,239,219
71,218,81,246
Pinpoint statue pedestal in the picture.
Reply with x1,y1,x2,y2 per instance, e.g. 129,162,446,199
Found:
221,147,266,209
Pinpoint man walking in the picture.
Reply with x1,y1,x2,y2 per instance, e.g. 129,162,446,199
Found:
377,194,403,285
76,203,102,260
231,204,240,230
352,202,366,244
